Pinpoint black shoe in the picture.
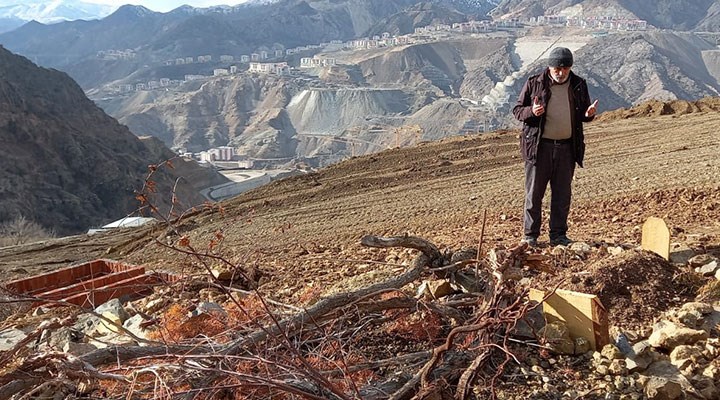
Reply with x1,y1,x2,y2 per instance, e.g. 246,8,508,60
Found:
550,235,573,246
521,236,538,247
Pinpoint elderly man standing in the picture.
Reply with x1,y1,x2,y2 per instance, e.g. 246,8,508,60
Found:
512,47,598,247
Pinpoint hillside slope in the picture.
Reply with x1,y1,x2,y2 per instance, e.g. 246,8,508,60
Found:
0,46,226,234
2,98,718,286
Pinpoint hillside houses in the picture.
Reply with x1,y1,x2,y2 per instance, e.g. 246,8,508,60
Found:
117,77,180,93
97,49,136,60
198,146,235,162
570,16,647,31
189,146,254,169
102,13,651,99
248,62,289,75
532,15,648,31
300,57,337,68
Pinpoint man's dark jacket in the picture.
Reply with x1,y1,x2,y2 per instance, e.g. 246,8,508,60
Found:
512,69,594,167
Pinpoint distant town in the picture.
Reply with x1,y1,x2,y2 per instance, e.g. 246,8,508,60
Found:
98,13,650,96
179,145,254,169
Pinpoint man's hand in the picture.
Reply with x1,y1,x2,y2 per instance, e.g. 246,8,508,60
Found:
585,99,599,117
532,96,545,116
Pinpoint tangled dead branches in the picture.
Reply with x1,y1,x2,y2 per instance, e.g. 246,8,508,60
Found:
0,235,535,400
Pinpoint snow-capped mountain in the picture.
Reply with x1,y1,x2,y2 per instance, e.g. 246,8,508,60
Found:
0,0,116,24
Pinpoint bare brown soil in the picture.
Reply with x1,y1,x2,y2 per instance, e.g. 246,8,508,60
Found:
1,101,719,325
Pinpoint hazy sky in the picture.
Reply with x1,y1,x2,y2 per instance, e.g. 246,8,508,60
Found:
85,1,250,13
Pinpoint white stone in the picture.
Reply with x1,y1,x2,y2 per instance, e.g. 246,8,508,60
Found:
63,341,98,356
123,314,150,340
0,328,27,351
569,241,592,254
94,311,123,336
94,298,129,323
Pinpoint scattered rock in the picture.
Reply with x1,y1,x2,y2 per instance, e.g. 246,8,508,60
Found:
643,376,682,400
608,246,624,256
669,243,695,265
688,254,716,268
539,321,574,355
511,305,545,339
697,261,719,277
94,298,129,323
569,242,592,256
669,345,704,370
602,344,625,360
649,321,708,349
63,341,98,356
94,311,124,336
417,279,455,299
123,314,150,341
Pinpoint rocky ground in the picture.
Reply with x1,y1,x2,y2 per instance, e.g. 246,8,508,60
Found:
1,98,720,399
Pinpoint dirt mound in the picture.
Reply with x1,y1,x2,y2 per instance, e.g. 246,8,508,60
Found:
533,250,697,330
596,96,720,122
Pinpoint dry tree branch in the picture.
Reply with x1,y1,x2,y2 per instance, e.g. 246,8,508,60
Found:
0,234,441,400
387,243,531,400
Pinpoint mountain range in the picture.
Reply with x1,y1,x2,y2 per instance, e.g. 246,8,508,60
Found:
0,0,115,32
0,0,499,71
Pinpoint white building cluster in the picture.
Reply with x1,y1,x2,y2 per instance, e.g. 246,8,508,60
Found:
104,13,649,98
338,21,506,51
198,146,235,162
248,62,290,75
97,49,136,60
117,77,181,93
299,56,337,68
342,32,416,50
185,146,254,169
531,15,647,31
165,55,213,65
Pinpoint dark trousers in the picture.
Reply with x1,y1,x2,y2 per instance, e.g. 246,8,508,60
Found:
524,140,575,239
